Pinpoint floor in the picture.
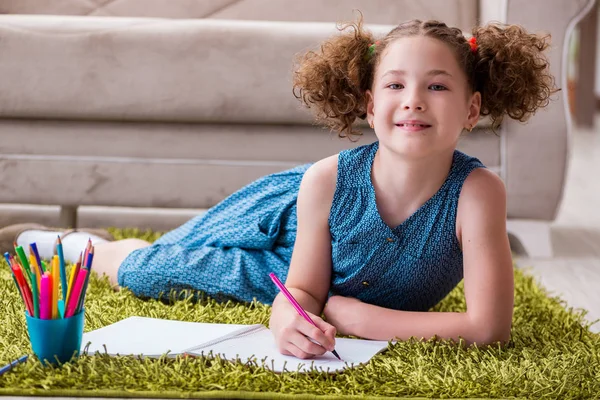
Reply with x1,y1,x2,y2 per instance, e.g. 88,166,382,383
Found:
513,116,600,333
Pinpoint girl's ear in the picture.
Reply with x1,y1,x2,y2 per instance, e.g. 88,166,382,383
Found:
366,89,375,125
466,91,482,127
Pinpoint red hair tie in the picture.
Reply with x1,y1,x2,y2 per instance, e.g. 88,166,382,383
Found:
468,37,478,53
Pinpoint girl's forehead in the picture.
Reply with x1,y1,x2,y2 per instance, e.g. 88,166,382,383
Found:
378,36,460,73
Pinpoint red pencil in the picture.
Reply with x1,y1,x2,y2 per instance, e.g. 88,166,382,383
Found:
11,265,33,316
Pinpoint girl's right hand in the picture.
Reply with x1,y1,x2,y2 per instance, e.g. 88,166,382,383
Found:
270,304,337,359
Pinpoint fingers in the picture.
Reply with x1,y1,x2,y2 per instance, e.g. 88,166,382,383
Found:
282,330,329,359
272,308,338,359
278,342,318,360
311,314,337,342
296,320,335,350
279,314,336,358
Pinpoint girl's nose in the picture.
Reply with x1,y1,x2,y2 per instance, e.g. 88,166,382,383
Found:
403,104,425,111
402,91,426,111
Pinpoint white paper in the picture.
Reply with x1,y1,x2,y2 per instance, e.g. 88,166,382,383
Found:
190,327,390,373
81,316,256,357
81,316,390,373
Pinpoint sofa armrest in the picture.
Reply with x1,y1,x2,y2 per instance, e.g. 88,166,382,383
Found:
480,0,595,220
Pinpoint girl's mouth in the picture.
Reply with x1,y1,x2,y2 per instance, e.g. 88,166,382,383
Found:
395,123,431,131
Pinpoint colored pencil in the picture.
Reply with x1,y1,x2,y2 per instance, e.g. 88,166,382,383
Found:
29,243,43,274
269,272,342,361
66,252,82,305
77,247,94,313
30,254,41,293
10,254,32,301
8,241,93,320
56,236,68,302
82,239,92,269
0,355,28,377
4,252,21,297
40,274,52,320
65,268,88,318
11,265,33,316
30,265,39,318
51,256,59,319
14,246,32,281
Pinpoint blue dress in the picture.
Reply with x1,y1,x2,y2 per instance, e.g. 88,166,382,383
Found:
118,142,484,311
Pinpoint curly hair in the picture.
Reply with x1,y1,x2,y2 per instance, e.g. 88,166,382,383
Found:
292,14,558,139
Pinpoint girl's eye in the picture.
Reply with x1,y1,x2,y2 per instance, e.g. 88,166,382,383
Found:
387,83,403,90
429,84,447,91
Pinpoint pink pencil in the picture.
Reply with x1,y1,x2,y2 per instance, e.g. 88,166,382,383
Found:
268,272,342,360
65,268,88,318
40,274,52,320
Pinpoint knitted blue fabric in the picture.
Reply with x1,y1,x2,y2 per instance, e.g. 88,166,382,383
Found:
118,141,484,310
328,142,484,311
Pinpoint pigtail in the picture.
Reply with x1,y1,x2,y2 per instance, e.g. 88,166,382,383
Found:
472,23,558,131
293,13,376,139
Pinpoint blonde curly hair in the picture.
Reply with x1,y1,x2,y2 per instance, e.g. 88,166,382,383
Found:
292,14,558,139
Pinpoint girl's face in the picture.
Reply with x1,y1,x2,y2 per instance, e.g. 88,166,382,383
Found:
366,36,481,159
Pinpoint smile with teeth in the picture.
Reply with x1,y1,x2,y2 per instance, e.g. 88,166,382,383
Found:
397,123,431,127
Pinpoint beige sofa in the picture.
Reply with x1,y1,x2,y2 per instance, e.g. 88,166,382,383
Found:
0,0,596,257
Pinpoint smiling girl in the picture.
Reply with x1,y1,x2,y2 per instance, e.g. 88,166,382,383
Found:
2,16,556,359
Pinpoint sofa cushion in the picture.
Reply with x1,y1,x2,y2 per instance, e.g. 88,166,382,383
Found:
0,15,490,127
0,16,378,124
0,0,478,32
0,118,497,209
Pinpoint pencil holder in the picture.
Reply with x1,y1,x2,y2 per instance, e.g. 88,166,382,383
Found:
25,309,85,365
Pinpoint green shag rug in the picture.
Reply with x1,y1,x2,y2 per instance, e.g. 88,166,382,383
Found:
1,228,599,400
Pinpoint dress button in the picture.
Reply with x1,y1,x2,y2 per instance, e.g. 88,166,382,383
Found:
386,237,395,242
362,281,369,286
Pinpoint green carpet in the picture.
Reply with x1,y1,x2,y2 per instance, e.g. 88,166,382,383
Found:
0,228,599,399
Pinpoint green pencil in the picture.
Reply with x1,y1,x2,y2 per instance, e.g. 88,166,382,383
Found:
14,246,34,290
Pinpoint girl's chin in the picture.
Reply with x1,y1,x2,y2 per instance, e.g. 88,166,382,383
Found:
380,137,454,157
380,142,432,157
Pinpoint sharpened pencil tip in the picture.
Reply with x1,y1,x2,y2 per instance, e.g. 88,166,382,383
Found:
332,349,342,361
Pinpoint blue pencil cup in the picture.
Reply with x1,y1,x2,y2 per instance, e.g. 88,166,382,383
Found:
25,309,85,365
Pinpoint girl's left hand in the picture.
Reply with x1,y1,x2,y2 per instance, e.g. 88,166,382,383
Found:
323,295,365,337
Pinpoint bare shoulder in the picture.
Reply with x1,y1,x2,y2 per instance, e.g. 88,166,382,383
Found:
460,167,506,206
298,154,339,208
302,154,338,186
457,168,507,239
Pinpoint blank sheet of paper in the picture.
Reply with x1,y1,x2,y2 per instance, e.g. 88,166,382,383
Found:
81,316,257,357
192,328,390,373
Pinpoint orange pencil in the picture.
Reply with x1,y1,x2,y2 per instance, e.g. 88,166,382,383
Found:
51,256,59,319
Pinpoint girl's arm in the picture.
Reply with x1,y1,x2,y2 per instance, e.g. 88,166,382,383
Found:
270,155,339,358
324,168,514,346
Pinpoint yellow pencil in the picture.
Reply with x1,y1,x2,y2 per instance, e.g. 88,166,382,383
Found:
30,254,41,292
51,256,59,319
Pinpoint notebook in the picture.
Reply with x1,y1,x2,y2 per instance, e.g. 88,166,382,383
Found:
81,316,390,373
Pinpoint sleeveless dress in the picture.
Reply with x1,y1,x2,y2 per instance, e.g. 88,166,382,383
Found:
118,141,484,311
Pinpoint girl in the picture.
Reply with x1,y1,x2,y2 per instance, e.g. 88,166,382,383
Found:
1,16,556,359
